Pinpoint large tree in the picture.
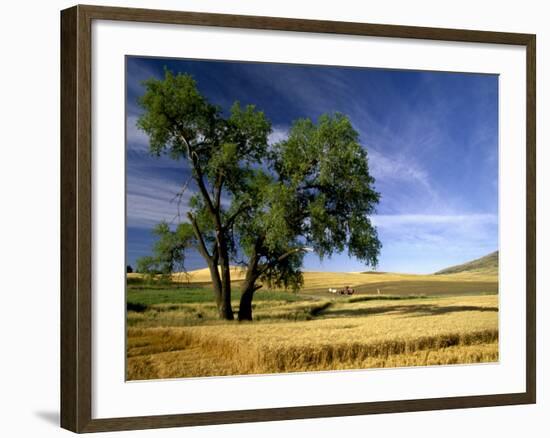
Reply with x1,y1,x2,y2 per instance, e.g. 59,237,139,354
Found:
136,69,381,321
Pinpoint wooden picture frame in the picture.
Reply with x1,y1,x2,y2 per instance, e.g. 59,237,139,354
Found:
61,4,536,433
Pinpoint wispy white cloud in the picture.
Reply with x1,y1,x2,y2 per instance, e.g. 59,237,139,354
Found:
126,170,192,228
126,115,149,152
372,213,497,251
304,212,497,274
367,148,438,201
126,58,163,115
126,192,189,229
372,213,497,227
368,212,498,273
126,165,232,229
268,126,288,145
125,59,499,273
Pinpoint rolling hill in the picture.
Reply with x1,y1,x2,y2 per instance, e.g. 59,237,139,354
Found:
160,260,498,296
127,251,498,296
434,251,498,276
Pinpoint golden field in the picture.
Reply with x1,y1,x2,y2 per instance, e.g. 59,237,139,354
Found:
128,267,497,286
127,289,499,380
128,267,497,296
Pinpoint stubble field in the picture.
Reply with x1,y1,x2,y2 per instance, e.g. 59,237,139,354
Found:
126,270,499,380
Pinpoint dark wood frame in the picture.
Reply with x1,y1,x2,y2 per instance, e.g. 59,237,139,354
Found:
61,4,536,433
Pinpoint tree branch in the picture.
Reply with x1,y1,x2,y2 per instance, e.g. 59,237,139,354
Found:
257,247,309,277
187,212,212,261
190,150,217,217
178,132,229,266
177,130,218,219
214,174,224,210
169,175,193,223
224,200,250,230
245,239,261,282
212,242,219,265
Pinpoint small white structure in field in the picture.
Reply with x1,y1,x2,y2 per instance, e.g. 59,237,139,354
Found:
328,288,338,294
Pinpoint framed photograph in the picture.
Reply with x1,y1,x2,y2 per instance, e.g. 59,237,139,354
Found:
60,4,536,433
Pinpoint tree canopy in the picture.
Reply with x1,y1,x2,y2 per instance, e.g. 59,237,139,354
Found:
136,69,381,320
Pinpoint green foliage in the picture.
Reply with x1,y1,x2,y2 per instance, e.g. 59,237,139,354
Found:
136,256,158,275
272,113,381,265
135,222,194,278
138,70,271,192
136,69,381,310
232,114,381,293
137,69,220,160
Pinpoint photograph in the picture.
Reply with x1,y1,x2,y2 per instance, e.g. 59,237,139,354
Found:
125,56,499,381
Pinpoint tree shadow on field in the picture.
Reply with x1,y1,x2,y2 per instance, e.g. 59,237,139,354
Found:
323,304,498,318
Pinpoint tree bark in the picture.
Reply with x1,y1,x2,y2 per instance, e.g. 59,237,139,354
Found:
207,262,223,313
239,245,307,321
238,286,254,321
238,280,261,321
218,242,234,320
238,243,261,321
188,212,234,320
187,152,235,319
206,258,234,320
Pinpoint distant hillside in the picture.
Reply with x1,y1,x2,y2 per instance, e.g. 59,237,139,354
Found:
435,251,498,275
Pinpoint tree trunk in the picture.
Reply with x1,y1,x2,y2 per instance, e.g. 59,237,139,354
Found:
218,251,234,321
207,261,233,320
187,212,233,319
217,231,235,321
238,283,255,321
238,275,261,321
207,262,223,314
238,243,261,321
218,293,233,320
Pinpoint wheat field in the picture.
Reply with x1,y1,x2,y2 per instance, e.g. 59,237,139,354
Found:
129,268,497,289
127,294,499,380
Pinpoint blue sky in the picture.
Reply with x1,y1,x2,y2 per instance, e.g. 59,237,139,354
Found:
126,56,498,274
